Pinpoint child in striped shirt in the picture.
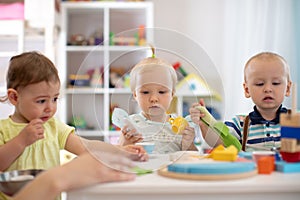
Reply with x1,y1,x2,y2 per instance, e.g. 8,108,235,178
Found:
189,52,292,151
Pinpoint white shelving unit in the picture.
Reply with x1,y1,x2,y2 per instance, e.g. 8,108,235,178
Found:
0,20,24,92
0,19,24,119
0,0,58,119
59,1,153,141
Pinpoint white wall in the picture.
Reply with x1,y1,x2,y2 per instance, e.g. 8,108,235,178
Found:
150,0,298,120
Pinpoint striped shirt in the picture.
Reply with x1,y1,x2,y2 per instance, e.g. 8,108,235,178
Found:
225,105,288,151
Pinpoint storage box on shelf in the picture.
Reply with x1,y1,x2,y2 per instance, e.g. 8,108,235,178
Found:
59,1,154,141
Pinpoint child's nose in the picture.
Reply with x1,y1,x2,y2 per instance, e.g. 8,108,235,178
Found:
45,102,55,112
150,94,158,102
264,84,272,93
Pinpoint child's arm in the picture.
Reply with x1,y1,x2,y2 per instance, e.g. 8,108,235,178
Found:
0,119,44,171
190,101,242,151
189,101,223,147
64,133,148,161
181,126,197,151
13,152,135,200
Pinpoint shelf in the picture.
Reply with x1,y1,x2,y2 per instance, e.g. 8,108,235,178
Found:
59,2,153,142
65,88,131,94
65,45,146,52
108,88,131,94
108,45,146,51
66,87,106,94
66,45,105,52
62,2,153,9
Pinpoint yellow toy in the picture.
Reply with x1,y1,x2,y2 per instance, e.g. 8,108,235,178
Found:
169,116,189,134
196,106,242,151
207,145,238,161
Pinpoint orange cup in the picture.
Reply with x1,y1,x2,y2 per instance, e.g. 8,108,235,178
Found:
257,156,275,174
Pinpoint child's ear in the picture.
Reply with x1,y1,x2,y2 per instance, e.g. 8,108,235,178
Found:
285,81,292,97
7,89,18,105
132,91,137,99
243,82,251,98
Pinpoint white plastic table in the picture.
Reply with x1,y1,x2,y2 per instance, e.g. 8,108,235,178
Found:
67,152,300,200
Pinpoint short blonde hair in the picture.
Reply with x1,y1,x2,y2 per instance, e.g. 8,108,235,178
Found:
244,52,291,82
130,57,177,92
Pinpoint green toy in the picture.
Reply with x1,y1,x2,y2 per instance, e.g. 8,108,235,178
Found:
131,166,153,176
196,106,242,151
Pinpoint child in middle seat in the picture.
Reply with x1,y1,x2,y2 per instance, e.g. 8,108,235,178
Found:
189,52,292,151
116,47,197,154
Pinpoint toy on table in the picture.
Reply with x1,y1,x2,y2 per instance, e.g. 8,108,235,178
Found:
275,84,300,173
131,166,153,176
160,162,256,181
196,105,242,151
257,156,275,174
169,116,188,134
158,147,256,180
206,145,238,162
279,84,300,163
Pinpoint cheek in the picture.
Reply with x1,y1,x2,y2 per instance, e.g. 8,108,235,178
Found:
53,105,58,112
135,95,146,105
163,95,173,104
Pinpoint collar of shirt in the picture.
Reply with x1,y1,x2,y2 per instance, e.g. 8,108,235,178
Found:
249,105,288,125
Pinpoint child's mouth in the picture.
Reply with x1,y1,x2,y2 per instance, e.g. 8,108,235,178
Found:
149,106,162,111
41,116,49,121
263,96,274,101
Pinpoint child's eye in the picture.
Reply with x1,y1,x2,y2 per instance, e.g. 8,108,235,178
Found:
159,91,167,94
141,91,149,94
53,97,59,102
37,99,46,104
255,83,264,86
273,82,281,85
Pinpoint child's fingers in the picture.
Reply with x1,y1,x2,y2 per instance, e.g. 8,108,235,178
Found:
199,98,206,106
30,118,44,125
182,127,195,136
92,152,135,170
122,127,138,140
191,102,199,107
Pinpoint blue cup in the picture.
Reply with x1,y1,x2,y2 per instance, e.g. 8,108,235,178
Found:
136,142,155,154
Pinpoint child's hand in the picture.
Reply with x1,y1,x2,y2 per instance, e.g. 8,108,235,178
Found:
18,119,44,146
181,126,196,151
189,99,206,125
13,152,136,200
119,125,143,146
121,145,149,162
